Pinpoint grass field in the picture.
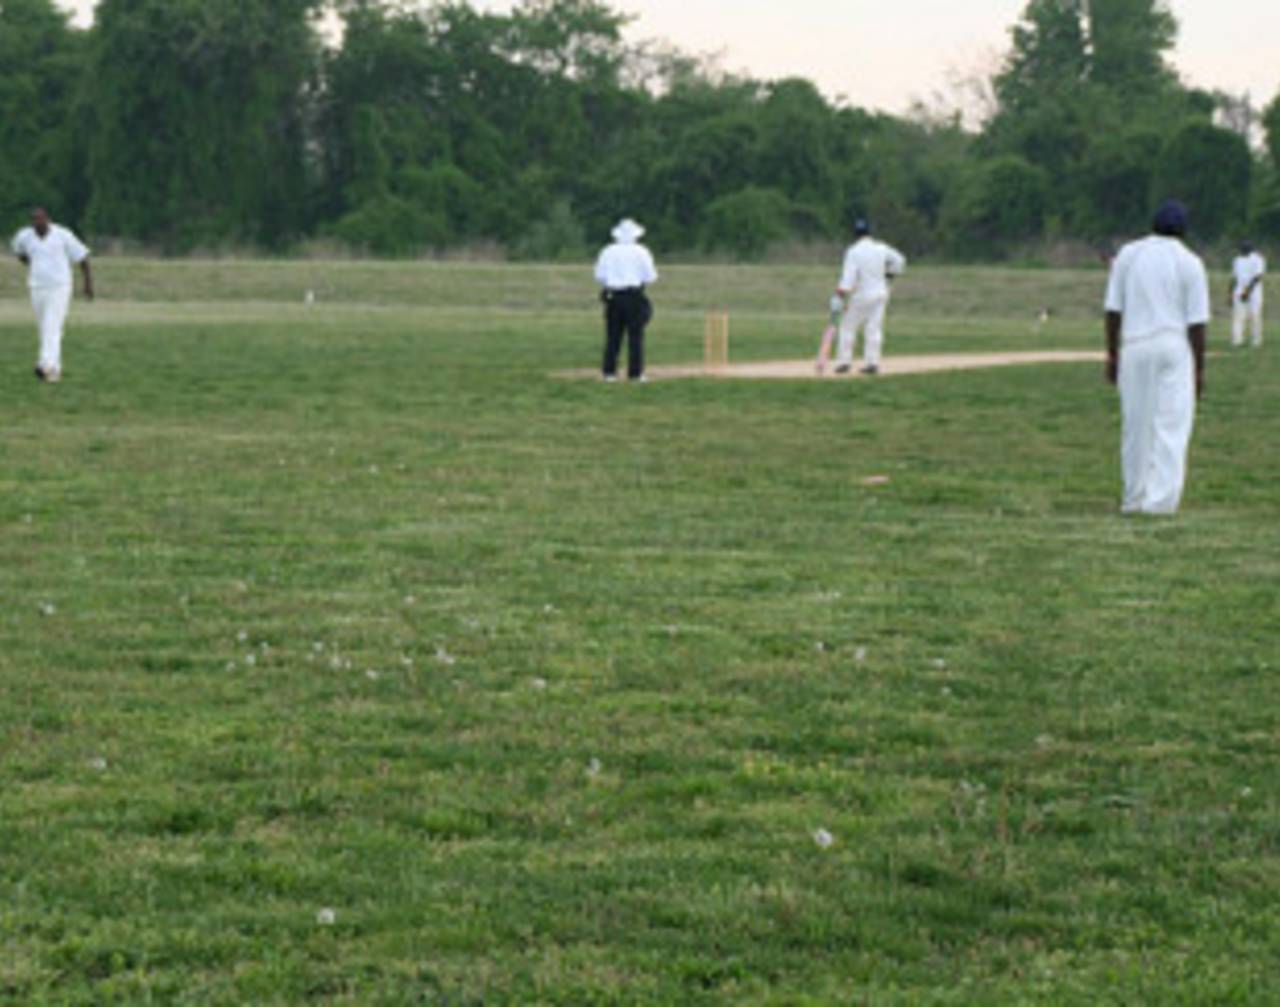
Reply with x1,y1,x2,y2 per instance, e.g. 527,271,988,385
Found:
2,258,1279,1005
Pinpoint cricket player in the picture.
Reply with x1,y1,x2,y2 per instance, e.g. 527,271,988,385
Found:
1104,200,1210,516
833,219,906,376
1229,240,1265,348
11,207,93,382
594,218,657,383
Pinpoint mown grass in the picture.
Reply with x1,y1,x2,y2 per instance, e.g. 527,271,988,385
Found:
1,260,1278,1004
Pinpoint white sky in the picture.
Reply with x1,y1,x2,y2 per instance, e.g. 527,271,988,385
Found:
58,1,1280,116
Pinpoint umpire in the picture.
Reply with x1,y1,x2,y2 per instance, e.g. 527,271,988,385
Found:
594,218,658,382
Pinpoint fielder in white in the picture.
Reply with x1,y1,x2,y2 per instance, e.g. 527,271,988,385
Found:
1104,200,1209,516
833,219,905,376
11,207,93,383
1229,240,1265,348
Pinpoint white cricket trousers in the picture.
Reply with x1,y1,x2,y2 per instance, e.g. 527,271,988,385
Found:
1119,331,1196,515
31,284,72,373
836,294,889,368
1232,295,1263,347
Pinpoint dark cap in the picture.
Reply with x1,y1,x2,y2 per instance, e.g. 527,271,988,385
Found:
853,218,872,238
1152,200,1188,237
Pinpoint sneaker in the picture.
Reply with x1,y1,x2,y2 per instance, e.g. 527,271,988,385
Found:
603,374,618,383
834,363,852,375
860,364,880,376
44,367,62,383
34,366,46,381
631,374,648,383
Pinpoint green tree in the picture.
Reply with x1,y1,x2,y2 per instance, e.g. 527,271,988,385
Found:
86,0,320,249
1087,0,1178,94
942,156,1049,256
1151,121,1251,240
993,0,1087,113
0,0,87,226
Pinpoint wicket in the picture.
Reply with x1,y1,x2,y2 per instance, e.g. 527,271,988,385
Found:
704,310,730,370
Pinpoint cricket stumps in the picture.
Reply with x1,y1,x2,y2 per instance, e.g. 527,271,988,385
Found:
704,310,730,370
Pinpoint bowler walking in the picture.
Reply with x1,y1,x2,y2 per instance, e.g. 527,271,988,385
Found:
1104,201,1210,515
834,219,905,376
1230,240,1265,348
594,218,657,382
12,207,93,382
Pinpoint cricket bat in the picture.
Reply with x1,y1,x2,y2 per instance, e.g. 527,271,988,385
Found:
815,295,844,373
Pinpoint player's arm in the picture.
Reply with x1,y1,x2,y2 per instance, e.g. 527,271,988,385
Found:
1241,272,1262,302
80,258,94,301
1105,312,1121,385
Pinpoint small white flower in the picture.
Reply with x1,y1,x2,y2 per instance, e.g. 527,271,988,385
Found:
1241,787,1254,799
87,757,108,772
400,656,414,668
815,641,827,653
329,655,344,671
225,661,237,672
244,653,257,668
1035,734,1054,749
543,604,556,613
313,641,325,653
403,595,416,606
854,646,868,663
931,658,948,670
39,602,56,617
259,641,270,652
941,686,954,698
586,757,603,777
316,908,336,926
22,513,33,524
531,677,548,691
236,630,249,643
369,465,380,476
365,669,381,681
435,646,457,667
812,828,835,849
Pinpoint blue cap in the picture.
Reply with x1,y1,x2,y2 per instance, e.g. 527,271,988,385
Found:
1152,200,1188,237
853,218,871,237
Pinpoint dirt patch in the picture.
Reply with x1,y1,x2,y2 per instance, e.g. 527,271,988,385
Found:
555,351,1104,382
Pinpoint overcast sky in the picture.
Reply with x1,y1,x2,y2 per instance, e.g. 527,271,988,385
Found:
58,1,1280,116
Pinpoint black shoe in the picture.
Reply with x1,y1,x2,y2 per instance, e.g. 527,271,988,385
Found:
860,365,880,376
834,363,852,375
34,366,46,382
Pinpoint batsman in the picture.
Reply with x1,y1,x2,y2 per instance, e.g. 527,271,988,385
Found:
832,218,906,376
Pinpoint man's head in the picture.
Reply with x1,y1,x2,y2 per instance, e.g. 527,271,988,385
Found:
853,218,872,239
1240,239,1255,255
31,207,50,236
1151,200,1188,238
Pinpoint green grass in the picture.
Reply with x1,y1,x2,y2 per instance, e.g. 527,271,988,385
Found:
2,260,1278,1004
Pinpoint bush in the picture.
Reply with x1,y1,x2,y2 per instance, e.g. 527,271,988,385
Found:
941,156,1049,258
510,199,587,261
1151,121,1251,240
329,195,447,256
701,186,792,259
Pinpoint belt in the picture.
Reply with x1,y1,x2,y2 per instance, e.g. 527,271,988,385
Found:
607,286,645,295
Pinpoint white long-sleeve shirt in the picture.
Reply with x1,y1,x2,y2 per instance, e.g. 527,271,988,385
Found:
838,238,905,301
1105,235,1210,344
12,224,90,289
595,241,658,291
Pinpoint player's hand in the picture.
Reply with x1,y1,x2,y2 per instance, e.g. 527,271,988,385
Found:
1105,358,1118,386
1195,368,1205,400
84,284,95,302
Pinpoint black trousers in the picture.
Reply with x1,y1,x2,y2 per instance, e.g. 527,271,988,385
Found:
602,288,652,379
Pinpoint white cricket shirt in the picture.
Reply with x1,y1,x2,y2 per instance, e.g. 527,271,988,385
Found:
12,225,90,289
1232,252,1266,305
1105,235,1210,344
594,241,658,290
838,238,906,301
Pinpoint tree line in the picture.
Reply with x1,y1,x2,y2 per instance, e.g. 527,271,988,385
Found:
2,0,1277,259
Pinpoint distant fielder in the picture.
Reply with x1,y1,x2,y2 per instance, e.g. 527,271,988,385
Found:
11,207,93,382
1104,200,1209,516
594,218,657,383
1229,240,1265,348
833,219,905,376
